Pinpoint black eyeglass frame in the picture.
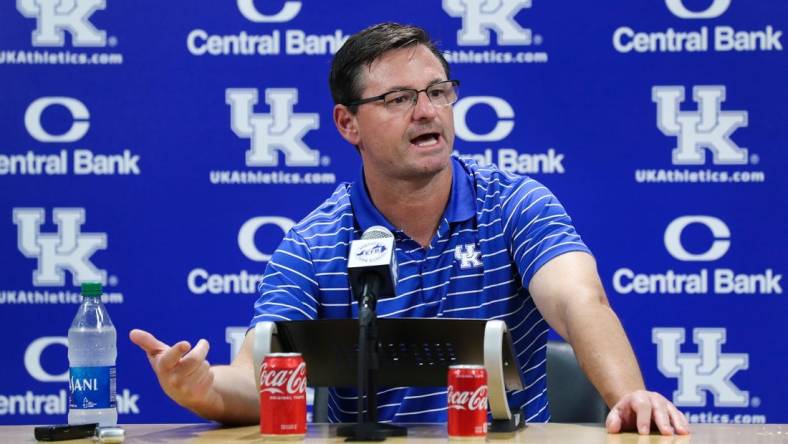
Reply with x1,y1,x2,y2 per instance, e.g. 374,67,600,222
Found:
344,79,461,108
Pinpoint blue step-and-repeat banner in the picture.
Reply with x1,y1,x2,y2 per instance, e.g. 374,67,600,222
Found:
1,0,786,425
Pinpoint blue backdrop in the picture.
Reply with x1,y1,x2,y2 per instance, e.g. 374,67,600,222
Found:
1,0,785,425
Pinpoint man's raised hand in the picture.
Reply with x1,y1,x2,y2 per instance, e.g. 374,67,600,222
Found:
129,329,219,412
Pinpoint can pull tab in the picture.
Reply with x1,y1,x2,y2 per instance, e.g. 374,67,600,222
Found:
94,426,125,443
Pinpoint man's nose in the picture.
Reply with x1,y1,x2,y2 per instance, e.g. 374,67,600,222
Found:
412,90,437,120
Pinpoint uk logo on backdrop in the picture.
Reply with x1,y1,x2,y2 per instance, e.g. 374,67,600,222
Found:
13,208,107,287
227,88,320,167
653,327,749,407
2,0,124,65
0,208,124,306
443,0,533,45
612,215,783,295
17,0,107,47
210,88,335,186
452,95,566,174
186,1,348,57
633,85,766,184
653,85,748,166
0,97,141,176
441,0,549,64
612,0,783,53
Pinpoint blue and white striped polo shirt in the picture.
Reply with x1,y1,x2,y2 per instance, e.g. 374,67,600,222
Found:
251,155,591,424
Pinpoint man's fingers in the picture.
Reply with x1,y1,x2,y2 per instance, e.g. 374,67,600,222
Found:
632,393,653,435
605,407,623,434
187,339,210,363
158,340,191,371
667,403,690,435
192,361,214,390
177,339,210,376
650,398,674,436
129,329,169,357
607,391,690,436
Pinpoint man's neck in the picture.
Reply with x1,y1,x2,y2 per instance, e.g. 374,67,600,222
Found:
364,164,453,248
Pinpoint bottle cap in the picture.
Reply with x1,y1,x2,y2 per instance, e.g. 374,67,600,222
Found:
95,426,125,443
80,282,103,297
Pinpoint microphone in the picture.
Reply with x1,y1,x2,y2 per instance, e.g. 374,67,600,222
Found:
343,226,403,438
347,225,398,307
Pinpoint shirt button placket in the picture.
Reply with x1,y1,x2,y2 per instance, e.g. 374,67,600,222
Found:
413,245,425,304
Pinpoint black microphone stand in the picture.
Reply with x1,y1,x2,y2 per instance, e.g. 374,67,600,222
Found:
337,279,407,441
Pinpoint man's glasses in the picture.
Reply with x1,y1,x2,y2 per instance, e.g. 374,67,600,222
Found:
346,80,460,112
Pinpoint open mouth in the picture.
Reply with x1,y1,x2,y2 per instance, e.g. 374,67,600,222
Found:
410,132,440,147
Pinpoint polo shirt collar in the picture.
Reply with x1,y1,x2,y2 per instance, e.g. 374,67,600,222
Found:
445,156,476,223
349,156,476,234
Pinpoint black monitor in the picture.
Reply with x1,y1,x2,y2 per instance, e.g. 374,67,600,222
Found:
270,318,524,390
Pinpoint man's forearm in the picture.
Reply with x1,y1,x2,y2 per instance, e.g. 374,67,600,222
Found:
528,253,689,434
564,299,645,407
188,364,259,424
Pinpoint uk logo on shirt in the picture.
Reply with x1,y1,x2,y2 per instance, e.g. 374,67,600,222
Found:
455,243,483,269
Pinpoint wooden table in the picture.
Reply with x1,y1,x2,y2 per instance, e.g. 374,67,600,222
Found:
3,423,787,443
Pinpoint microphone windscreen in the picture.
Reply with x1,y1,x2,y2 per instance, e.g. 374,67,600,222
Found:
348,225,398,300
361,225,394,240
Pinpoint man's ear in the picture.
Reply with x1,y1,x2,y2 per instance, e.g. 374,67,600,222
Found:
333,104,361,146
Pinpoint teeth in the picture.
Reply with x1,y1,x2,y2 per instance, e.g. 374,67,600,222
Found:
415,134,438,147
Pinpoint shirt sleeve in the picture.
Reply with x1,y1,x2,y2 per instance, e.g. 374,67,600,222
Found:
500,177,592,289
250,229,320,327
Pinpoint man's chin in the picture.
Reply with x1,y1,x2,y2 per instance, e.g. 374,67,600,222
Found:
403,156,452,180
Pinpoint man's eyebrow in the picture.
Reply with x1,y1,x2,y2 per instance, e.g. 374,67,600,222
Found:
384,78,447,92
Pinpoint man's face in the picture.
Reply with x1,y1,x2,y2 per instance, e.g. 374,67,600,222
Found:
351,44,455,181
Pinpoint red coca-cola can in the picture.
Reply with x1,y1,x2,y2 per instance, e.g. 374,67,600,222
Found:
447,365,488,439
260,353,307,439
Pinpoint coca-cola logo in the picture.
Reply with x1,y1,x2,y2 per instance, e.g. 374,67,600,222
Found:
448,385,488,411
260,361,307,395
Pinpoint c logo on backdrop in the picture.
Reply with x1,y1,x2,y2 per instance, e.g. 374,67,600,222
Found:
452,95,566,174
612,215,782,295
24,337,69,382
11,98,141,176
186,216,294,295
21,336,141,414
237,0,301,23
24,97,91,143
665,0,731,19
664,216,730,262
238,216,296,262
653,327,749,407
613,0,781,56
453,96,514,142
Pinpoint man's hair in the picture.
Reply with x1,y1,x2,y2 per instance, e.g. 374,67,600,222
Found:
329,22,450,113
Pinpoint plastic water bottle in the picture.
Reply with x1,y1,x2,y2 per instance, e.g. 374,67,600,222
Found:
68,282,117,426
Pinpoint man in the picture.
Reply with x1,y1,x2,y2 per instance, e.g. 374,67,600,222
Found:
131,23,689,435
